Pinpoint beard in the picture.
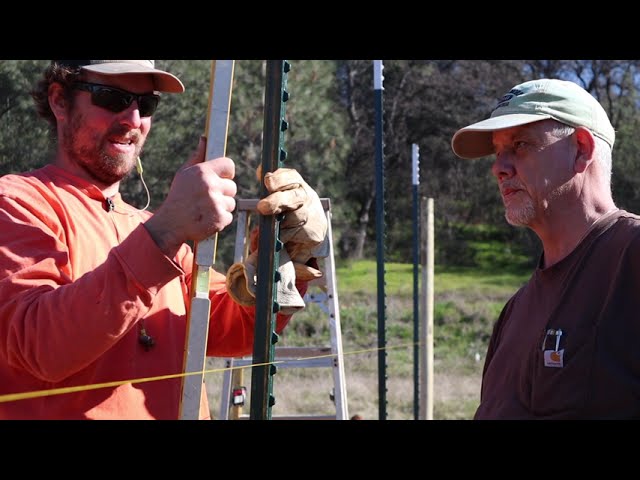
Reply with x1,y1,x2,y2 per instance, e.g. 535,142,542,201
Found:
501,181,536,227
505,200,536,226
61,110,142,185
505,180,572,227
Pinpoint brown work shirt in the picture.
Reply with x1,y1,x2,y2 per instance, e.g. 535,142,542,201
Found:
475,209,640,419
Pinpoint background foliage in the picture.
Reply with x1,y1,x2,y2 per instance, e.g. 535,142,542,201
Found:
2,60,640,272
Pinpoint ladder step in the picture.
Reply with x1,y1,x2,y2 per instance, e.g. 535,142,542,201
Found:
219,197,348,419
229,346,335,369
232,414,337,420
272,414,337,420
272,346,333,358
237,198,331,211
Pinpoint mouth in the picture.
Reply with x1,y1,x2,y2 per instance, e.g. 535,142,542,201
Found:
500,184,526,206
111,136,136,146
107,137,137,155
502,187,519,197
108,135,138,147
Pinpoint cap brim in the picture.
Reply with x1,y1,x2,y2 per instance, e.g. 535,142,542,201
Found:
81,63,185,93
451,113,551,159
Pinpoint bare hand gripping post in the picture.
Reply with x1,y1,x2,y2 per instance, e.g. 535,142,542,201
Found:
179,60,235,420
249,60,291,420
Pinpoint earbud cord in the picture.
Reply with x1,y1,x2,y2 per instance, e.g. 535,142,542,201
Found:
136,156,150,212
135,156,154,350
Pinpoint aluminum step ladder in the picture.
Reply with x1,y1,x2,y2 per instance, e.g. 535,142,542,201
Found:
218,198,348,420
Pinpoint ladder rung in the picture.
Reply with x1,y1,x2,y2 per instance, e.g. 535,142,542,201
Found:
219,197,348,419
229,346,335,369
233,414,337,420
273,346,332,358
237,198,331,212
272,415,338,420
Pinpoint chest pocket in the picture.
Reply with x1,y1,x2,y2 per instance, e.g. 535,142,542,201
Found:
529,323,597,418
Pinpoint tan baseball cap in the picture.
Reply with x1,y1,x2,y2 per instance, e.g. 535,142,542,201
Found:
53,60,185,93
451,78,615,159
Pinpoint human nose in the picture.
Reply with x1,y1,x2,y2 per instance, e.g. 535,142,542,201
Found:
118,102,144,129
491,151,515,180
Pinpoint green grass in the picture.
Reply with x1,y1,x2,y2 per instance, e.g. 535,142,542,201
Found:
206,233,533,420
334,259,529,297
266,257,531,419
206,222,537,419
335,260,415,297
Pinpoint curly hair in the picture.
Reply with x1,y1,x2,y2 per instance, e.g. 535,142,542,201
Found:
30,62,83,134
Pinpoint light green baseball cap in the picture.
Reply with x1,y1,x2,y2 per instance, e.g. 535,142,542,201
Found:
451,78,615,159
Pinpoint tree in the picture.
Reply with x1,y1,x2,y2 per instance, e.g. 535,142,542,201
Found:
0,60,51,174
142,60,353,268
4,60,640,269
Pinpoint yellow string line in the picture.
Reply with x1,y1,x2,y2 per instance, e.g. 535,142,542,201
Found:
0,341,420,404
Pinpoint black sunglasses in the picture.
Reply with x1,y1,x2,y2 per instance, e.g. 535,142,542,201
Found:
72,82,160,117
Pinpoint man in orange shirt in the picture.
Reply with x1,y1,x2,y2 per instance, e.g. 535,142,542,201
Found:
0,60,327,419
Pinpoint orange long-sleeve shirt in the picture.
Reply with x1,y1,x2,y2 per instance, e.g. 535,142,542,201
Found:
0,165,299,419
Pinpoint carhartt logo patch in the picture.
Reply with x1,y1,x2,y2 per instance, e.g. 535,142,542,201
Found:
543,349,564,368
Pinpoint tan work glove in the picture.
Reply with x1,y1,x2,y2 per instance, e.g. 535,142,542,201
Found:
226,167,328,313
246,225,324,284
225,247,306,315
257,168,329,264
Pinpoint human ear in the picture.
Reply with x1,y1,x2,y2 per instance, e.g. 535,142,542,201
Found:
573,127,595,174
48,83,68,121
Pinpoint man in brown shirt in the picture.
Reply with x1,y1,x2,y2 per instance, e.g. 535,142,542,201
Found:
451,78,640,419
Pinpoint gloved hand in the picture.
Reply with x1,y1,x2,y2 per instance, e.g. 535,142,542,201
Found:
225,247,306,315
246,224,324,283
225,167,328,314
256,168,329,264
